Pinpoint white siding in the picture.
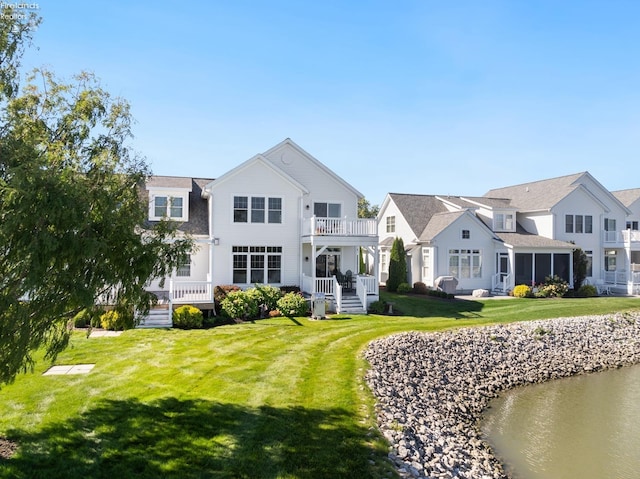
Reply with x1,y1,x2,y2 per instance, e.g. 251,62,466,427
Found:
431,214,496,292
146,237,210,291
209,160,303,287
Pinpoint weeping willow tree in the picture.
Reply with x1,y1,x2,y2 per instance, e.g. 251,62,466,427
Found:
0,13,192,384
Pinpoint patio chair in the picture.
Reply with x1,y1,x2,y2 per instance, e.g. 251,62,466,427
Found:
595,279,611,296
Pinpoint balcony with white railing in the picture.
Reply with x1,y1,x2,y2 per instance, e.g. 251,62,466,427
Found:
604,229,640,245
302,216,377,238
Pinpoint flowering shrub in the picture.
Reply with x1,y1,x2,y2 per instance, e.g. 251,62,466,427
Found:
512,284,532,298
276,292,308,317
173,305,204,329
252,284,283,312
221,290,260,320
537,275,569,298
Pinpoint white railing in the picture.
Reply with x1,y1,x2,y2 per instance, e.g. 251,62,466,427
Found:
355,277,366,310
603,270,630,285
622,230,640,244
334,280,343,313
492,272,512,292
356,274,379,296
303,216,377,236
603,230,618,243
170,280,214,303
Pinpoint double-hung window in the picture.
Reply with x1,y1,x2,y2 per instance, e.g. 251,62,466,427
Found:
566,214,593,234
152,195,185,220
234,196,282,223
176,254,191,277
386,216,395,233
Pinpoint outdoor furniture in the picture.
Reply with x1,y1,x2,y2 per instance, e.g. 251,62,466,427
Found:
595,279,611,295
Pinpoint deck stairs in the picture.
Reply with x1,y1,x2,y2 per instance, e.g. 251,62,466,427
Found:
336,292,367,314
137,305,172,328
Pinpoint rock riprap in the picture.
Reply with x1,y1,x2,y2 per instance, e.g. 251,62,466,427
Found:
364,312,640,479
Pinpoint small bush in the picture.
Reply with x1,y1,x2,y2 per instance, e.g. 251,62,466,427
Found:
173,305,204,329
221,290,260,320
214,285,241,315
276,292,308,317
413,282,429,294
512,284,532,298
252,284,283,312
397,282,411,294
538,275,569,298
100,309,135,331
576,284,598,297
368,300,385,314
73,307,104,328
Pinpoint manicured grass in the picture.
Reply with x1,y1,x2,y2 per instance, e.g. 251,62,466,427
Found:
0,294,638,478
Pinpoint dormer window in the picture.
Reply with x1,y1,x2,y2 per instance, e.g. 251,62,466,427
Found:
149,192,189,221
494,213,514,232
153,196,184,219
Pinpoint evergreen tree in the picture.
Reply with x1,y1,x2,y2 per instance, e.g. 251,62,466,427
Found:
573,247,588,290
386,237,406,292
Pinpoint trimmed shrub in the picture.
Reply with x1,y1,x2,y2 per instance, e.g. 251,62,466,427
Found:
73,307,104,328
252,284,283,312
538,275,569,298
413,282,429,294
512,284,532,298
397,282,412,294
100,309,135,331
214,285,241,315
368,300,385,314
276,292,308,317
173,305,204,329
576,284,598,298
221,290,260,320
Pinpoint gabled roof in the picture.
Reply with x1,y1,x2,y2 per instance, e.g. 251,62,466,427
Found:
612,188,640,208
460,196,514,209
202,153,309,196
484,172,588,211
418,210,466,241
262,138,364,199
386,193,448,238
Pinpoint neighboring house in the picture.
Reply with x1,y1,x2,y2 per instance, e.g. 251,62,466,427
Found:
142,139,379,326
378,172,640,295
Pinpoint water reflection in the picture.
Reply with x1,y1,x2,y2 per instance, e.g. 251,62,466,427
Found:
481,364,640,479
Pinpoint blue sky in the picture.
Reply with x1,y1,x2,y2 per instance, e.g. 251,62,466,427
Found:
17,0,640,205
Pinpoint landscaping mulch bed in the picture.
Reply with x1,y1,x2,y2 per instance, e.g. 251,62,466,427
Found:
0,437,17,459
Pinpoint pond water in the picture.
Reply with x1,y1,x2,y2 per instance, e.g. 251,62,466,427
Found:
480,363,640,479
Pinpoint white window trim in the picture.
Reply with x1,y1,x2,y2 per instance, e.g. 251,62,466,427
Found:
493,212,515,232
148,192,189,222
232,195,284,224
313,201,343,218
232,246,283,284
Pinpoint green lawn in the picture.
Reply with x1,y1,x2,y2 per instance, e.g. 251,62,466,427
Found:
0,294,638,479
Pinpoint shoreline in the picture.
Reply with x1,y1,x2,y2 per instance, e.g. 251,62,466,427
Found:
364,312,640,479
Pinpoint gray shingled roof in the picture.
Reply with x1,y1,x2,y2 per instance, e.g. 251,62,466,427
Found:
418,211,466,241
144,176,213,236
461,196,514,208
612,188,640,208
388,193,448,238
484,172,586,211
495,232,575,249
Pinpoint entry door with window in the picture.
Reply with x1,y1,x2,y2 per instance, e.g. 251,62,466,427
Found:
316,249,341,278
496,252,509,291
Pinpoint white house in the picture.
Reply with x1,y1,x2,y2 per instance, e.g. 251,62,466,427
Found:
378,172,640,295
143,139,379,325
